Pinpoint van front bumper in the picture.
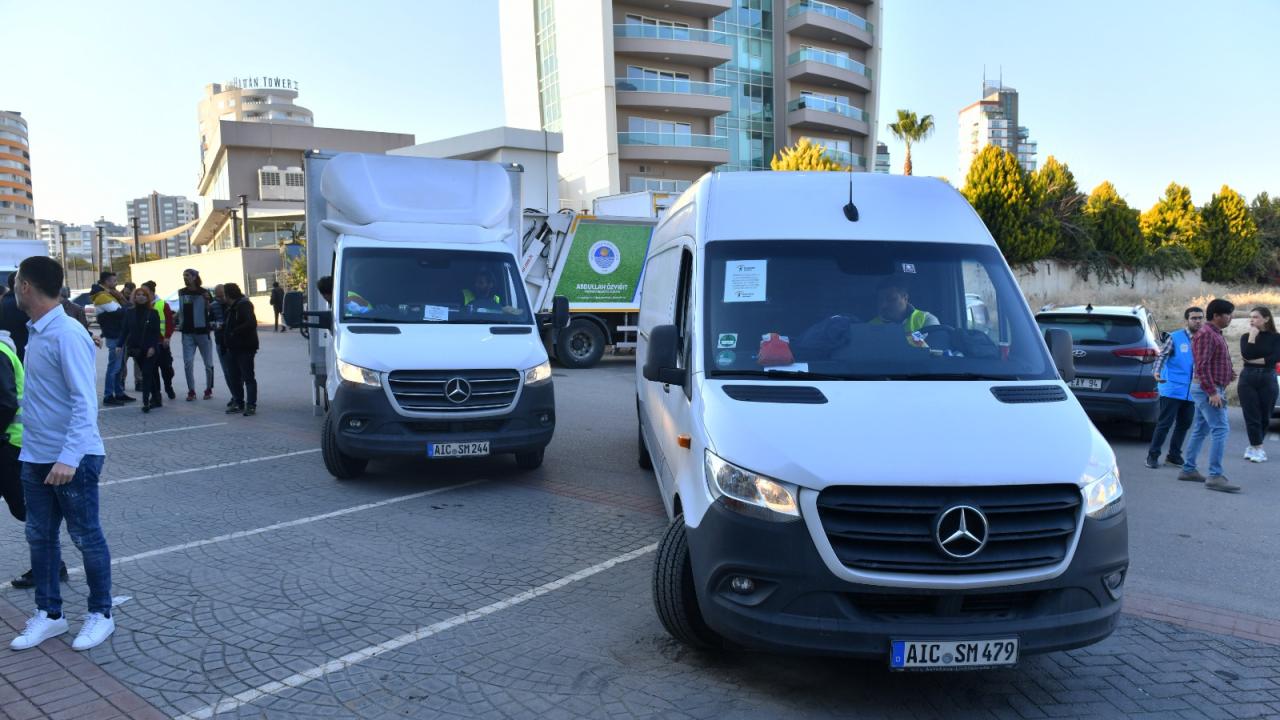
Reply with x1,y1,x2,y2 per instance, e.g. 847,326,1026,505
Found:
331,382,555,459
685,500,1127,659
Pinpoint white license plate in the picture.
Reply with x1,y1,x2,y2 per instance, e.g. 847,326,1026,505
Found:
427,442,490,458
1069,377,1103,390
890,638,1019,670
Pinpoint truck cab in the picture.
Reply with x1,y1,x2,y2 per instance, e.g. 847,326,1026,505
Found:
297,153,564,478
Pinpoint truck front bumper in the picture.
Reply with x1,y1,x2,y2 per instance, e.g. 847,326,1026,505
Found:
331,382,555,459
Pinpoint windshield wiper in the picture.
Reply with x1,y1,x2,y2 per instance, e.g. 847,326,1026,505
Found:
343,317,401,324
883,372,1023,381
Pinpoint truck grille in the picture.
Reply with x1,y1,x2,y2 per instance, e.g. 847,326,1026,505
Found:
387,369,520,413
816,484,1081,575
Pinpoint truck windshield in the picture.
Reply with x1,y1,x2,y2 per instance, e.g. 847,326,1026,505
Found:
339,247,533,325
703,240,1056,381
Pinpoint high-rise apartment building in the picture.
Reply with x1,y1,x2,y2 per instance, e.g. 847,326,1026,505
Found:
500,0,881,210
37,219,129,287
957,82,1037,181
873,141,889,173
0,111,36,241
125,192,199,258
198,79,314,169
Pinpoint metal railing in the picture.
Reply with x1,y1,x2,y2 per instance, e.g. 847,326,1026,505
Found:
617,132,728,149
817,147,868,168
613,23,730,45
787,0,874,33
787,96,868,121
787,48,872,78
616,77,731,97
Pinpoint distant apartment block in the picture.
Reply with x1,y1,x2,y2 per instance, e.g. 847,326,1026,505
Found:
125,192,199,258
957,82,1037,181
498,0,882,211
873,141,890,173
0,111,36,241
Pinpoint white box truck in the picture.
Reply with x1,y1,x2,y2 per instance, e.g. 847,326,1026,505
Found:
290,152,568,479
0,240,49,287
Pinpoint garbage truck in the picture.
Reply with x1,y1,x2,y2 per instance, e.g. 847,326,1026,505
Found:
289,151,569,479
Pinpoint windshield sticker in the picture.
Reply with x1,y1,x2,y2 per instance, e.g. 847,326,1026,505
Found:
902,263,917,274
717,333,738,349
423,305,449,322
716,349,736,367
724,260,767,303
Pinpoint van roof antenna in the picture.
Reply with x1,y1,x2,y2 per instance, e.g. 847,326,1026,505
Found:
842,131,859,222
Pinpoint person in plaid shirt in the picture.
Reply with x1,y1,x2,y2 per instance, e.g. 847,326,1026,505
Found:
1178,298,1241,493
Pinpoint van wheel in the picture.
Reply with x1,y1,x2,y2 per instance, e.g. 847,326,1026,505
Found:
557,320,605,369
638,424,654,470
322,413,368,480
514,448,545,470
652,515,721,649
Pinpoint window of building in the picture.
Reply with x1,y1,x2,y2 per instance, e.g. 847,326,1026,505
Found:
628,117,693,135
629,177,692,193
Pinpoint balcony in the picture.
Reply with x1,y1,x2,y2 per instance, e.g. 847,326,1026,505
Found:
786,1,874,49
815,147,868,169
785,48,872,93
615,78,731,117
617,132,729,166
613,24,732,68
620,0,732,18
786,96,869,136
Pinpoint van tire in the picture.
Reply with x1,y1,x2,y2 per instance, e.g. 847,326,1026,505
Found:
322,414,368,480
638,425,654,470
514,448,545,470
557,320,606,369
653,515,721,649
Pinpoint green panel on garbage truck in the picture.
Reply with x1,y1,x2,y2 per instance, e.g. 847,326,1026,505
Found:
553,219,654,309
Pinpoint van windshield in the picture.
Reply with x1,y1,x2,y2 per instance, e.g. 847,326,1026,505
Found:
703,240,1055,380
339,247,533,325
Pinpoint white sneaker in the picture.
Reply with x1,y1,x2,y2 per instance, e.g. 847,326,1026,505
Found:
72,612,115,651
1244,447,1257,460
9,610,69,651
1255,448,1268,463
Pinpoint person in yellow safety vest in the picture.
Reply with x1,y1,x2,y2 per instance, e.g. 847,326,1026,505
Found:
461,269,502,307
141,281,176,400
870,278,939,348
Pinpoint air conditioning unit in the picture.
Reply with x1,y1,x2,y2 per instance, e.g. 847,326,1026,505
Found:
259,165,304,201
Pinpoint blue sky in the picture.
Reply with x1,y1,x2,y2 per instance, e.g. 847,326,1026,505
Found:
7,0,1277,223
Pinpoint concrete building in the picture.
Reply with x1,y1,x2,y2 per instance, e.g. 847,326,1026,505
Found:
496,0,882,210
873,141,889,173
0,111,36,241
392,126,563,213
957,81,1038,181
37,219,129,288
125,192,199,258
198,79,313,169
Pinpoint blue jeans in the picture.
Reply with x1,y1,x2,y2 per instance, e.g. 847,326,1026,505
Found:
104,336,124,399
22,456,112,615
1182,385,1230,477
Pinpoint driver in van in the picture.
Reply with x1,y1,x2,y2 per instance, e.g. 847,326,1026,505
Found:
462,269,502,307
870,277,939,348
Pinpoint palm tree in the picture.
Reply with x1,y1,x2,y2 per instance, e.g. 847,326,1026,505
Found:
886,109,935,176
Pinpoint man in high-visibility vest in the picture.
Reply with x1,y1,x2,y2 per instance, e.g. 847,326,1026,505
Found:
141,281,177,401
870,278,939,348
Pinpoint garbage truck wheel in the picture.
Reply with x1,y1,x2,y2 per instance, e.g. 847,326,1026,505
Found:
557,320,605,369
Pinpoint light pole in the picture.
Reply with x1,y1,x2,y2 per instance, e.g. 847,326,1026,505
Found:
94,218,107,279
238,194,250,248
130,216,140,262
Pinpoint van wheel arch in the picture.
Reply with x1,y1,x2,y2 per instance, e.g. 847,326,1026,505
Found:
652,513,721,649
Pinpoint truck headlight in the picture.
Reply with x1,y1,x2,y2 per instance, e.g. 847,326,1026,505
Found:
705,450,799,521
524,360,552,387
337,359,381,388
1082,466,1124,520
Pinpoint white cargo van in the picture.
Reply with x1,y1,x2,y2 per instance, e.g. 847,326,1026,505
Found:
636,172,1128,668
294,153,567,478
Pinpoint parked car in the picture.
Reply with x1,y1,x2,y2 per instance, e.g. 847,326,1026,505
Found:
1035,304,1160,438
70,291,97,326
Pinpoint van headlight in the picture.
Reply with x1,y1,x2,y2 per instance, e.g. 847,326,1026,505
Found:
705,450,800,521
337,359,381,388
1082,464,1124,520
524,360,552,387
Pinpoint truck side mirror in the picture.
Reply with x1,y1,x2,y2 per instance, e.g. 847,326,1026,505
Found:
282,291,305,328
643,324,685,386
552,295,570,330
1045,328,1076,383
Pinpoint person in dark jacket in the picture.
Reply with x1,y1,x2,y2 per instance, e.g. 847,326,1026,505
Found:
0,273,30,360
177,269,216,401
211,284,234,407
93,273,133,406
141,280,176,399
223,283,259,416
120,286,163,412
1239,306,1280,462
270,281,286,332
120,281,137,390
58,287,91,332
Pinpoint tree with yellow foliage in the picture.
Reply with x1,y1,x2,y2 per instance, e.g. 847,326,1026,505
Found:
770,138,847,171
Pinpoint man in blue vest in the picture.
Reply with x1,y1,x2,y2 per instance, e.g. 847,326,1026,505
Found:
1146,306,1204,468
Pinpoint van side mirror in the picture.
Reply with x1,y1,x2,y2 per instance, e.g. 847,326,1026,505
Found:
300,310,333,332
552,295,570,331
1045,328,1076,383
282,291,305,328
643,324,685,386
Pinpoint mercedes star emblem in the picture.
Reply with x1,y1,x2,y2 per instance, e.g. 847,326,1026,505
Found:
444,377,472,404
935,505,989,559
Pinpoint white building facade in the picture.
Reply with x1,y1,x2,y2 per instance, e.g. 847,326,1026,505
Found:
957,83,1037,182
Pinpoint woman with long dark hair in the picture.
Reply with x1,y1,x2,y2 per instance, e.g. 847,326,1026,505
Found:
222,283,259,416
120,286,162,412
1239,306,1280,462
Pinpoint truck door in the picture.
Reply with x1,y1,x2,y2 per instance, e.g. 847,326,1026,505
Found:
654,245,696,510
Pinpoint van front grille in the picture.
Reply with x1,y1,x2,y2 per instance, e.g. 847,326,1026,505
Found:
387,369,520,413
816,484,1081,575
